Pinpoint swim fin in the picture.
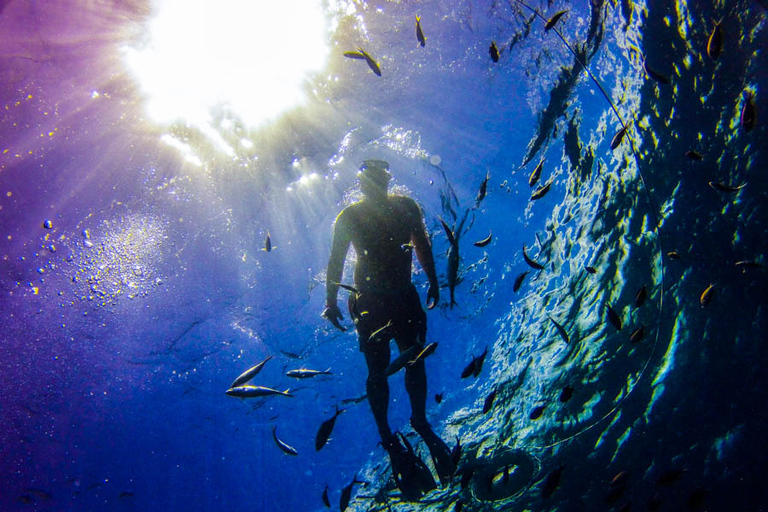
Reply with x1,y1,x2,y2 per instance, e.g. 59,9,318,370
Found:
411,419,457,485
384,433,436,501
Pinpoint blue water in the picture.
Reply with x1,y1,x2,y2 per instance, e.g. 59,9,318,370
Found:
1,0,766,511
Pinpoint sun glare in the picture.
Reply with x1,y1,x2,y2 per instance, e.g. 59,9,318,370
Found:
124,0,330,129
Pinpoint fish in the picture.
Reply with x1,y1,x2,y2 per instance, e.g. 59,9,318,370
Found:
643,57,670,84
386,345,420,376
522,245,545,270
741,92,756,132
611,470,630,487
610,124,629,150
409,342,438,366
344,48,381,76
461,346,488,378
482,388,497,414
322,485,331,507
607,304,622,331
473,232,493,247
230,356,273,388
476,171,490,206
544,10,568,31
667,251,681,260
709,181,746,192
460,468,473,489
340,474,364,512
585,266,597,274
367,320,394,344
656,468,686,486
559,385,573,403
513,270,529,292
286,368,333,379
685,150,703,160
735,260,764,271
707,19,723,60
542,465,563,498
340,394,367,405
262,231,273,252
489,41,499,62
435,392,443,404
441,218,460,308
225,385,293,398
700,284,715,307
547,315,570,344
315,405,345,451
272,426,298,456
451,436,462,465
415,15,426,47
634,285,648,308
333,281,360,295
630,325,646,343
530,405,545,420
529,159,543,187
530,180,553,200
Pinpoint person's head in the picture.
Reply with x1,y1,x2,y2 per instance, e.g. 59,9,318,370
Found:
358,159,392,200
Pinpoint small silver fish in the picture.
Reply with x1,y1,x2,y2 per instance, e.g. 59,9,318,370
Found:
225,385,293,398
272,426,298,456
230,356,273,388
286,368,333,379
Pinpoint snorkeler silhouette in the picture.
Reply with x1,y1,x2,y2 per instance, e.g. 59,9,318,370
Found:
323,159,456,499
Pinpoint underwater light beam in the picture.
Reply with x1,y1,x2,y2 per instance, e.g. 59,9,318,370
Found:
123,0,330,131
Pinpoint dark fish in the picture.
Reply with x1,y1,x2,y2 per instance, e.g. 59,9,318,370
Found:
634,285,648,308
441,218,460,308
656,468,686,486
340,394,367,405
530,405,545,420
368,320,394,344
685,150,703,161
548,315,570,344
263,231,273,252
415,15,426,47
489,41,499,62
461,346,488,378
230,356,273,388
513,270,529,292
322,485,331,508
333,282,360,295
475,171,490,205
272,426,298,456
315,405,345,451
460,468,473,489
629,325,645,343
544,10,568,31
529,159,543,187
607,304,622,331
542,465,563,498
473,232,493,247
345,48,381,76
610,124,629,150
482,388,497,414
118,491,134,499
741,92,756,132
643,57,670,84
605,485,626,504
667,251,681,260
451,436,462,465
530,180,552,200
340,474,364,512
225,385,292,398
435,392,443,404
386,345,420,376
709,181,746,192
409,342,438,366
707,19,723,60
610,470,630,486
279,349,303,359
585,266,597,274
700,284,715,307
286,368,333,379
559,385,573,403
522,245,545,270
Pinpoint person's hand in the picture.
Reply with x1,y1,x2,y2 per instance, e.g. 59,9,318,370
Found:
322,303,347,332
426,283,439,310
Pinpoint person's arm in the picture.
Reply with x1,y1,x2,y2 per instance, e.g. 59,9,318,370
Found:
409,201,439,309
323,210,351,330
